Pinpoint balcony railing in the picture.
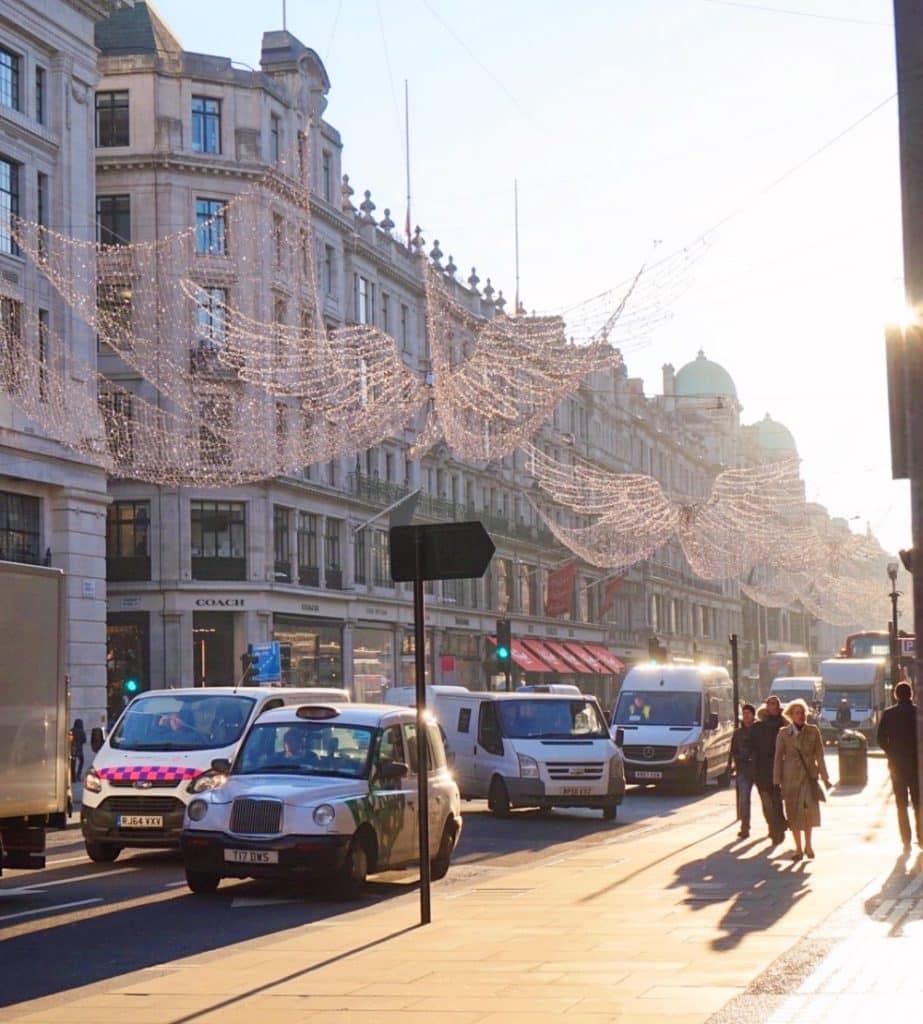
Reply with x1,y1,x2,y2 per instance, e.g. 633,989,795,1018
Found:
298,565,320,587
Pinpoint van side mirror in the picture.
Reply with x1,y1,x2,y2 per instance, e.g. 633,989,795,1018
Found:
378,760,409,782
90,727,105,753
211,757,231,773
706,712,719,731
614,727,625,748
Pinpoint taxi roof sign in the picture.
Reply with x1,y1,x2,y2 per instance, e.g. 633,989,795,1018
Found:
295,705,340,720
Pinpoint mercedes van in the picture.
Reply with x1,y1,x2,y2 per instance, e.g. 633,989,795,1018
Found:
611,664,734,792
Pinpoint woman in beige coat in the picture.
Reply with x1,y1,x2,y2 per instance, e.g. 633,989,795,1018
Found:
773,699,830,860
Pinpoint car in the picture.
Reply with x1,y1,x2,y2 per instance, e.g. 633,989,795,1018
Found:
180,703,462,898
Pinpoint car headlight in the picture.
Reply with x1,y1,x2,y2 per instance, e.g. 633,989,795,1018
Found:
517,754,540,779
83,769,102,793
187,771,228,794
187,799,209,822
676,743,699,762
313,803,336,827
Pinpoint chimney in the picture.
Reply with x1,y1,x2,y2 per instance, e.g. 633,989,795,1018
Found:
662,362,675,396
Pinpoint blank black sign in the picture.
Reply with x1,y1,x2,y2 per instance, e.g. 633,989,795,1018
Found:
389,522,495,582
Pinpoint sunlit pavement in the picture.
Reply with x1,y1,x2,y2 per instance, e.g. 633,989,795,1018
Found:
1,754,917,1023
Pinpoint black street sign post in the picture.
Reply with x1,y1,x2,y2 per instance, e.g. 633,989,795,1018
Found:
390,521,495,925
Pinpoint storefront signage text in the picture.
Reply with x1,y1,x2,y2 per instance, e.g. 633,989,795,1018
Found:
363,606,390,618
195,597,245,608
300,603,321,613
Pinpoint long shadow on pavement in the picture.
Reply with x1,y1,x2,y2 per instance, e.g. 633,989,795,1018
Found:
669,838,811,951
862,850,923,937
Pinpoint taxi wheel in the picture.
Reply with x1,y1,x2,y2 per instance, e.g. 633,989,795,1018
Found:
85,840,121,863
430,822,457,880
334,837,369,900
185,870,220,895
488,778,511,819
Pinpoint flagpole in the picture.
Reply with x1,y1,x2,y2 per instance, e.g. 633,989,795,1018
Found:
404,79,412,246
514,178,520,315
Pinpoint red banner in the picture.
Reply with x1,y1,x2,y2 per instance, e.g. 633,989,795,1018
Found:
600,571,627,619
544,560,577,618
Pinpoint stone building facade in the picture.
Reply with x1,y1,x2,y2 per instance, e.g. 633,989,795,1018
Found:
0,0,122,733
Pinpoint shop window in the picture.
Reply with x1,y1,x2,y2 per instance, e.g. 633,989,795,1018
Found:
106,613,149,725
106,500,150,581
274,616,343,687
325,518,342,589
273,505,291,582
190,500,245,580
297,511,318,586
353,626,393,702
0,490,40,565
193,610,234,687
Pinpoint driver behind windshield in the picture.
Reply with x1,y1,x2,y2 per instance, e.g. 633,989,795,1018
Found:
157,707,200,742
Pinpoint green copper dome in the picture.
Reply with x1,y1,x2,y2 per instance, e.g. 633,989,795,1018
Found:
757,413,797,454
674,350,737,399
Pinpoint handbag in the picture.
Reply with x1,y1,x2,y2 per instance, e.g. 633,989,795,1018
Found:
794,735,826,802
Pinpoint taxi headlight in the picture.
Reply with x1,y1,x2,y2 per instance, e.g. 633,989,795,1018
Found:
187,771,228,794
83,769,102,793
187,799,209,822
313,803,336,827
517,754,540,779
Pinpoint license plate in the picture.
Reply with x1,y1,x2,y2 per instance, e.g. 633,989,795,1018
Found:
116,815,163,828
223,849,279,865
633,771,662,780
560,786,592,796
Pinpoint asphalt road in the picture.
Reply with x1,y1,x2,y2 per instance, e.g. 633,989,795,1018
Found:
0,784,730,1009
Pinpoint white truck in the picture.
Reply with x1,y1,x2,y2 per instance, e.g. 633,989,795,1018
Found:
0,561,69,873
818,657,888,744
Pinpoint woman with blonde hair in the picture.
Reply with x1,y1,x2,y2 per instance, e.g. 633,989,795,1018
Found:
773,698,831,859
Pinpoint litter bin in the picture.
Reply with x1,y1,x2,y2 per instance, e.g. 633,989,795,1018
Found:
837,729,868,787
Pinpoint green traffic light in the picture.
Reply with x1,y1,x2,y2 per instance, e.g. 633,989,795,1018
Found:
496,646,510,660
124,678,139,693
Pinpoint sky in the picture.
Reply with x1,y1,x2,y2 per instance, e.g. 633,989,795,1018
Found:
153,0,909,554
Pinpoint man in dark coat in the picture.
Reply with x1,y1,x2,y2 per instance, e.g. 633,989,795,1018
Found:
729,703,757,839
751,694,787,845
877,681,920,849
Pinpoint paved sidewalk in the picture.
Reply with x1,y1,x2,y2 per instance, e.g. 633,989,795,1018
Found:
4,757,920,1023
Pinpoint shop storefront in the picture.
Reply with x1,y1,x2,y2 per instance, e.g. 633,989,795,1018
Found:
106,612,150,725
441,631,483,690
353,625,395,702
273,614,344,688
192,610,235,686
400,628,433,687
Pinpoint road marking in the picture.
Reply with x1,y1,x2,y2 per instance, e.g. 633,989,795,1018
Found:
0,897,102,923
1,867,135,896
231,897,300,907
164,880,187,889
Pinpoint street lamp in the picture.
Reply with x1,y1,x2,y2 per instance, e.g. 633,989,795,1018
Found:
887,560,901,689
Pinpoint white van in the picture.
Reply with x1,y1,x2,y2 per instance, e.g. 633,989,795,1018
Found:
770,676,824,709
610,664,735,792
81,686,346,861
381,685,471,707
818,658,888,743
433,690,625,820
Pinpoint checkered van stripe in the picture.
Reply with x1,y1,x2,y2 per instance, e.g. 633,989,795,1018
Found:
97,765,203,782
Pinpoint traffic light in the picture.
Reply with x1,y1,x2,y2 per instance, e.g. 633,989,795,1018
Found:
648,635,667,664
122,677,139,696
495,618,512,664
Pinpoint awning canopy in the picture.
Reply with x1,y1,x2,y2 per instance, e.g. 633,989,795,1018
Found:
545,640,590,674
585,643,626,674
562,641,606,674
490,635,554,673
520,638,572,675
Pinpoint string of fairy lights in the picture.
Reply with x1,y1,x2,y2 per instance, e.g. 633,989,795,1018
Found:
0,121,892,624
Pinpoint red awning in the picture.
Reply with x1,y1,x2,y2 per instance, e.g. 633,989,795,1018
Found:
562,642,606,674
545,640,591,674
489,635,554,674
585,643,626,674
521,639,573,675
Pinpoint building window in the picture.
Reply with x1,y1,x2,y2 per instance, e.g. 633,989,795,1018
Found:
190,500,245,580
0,48,19,111
34,66,46,125
355,275,371,324
272,213,284,267
371,529,390,586
198,396,231,466
36,171,48,258
37,308,49,402
269,113,280,163
191,96,221,154
95,90,129,147
0,297,22,392
273,505,291,582
354,529,367,584
106,500,151,581
323,245,334,294
96,281,132,349
324,518,342,588
195,198,227,255
400,303,409,348
96,194,131,247
99,390,134,461
297,511,318,586
0,157,19,256
322,150,332,201
381,292,391,334
0,490,40,565
194,286,227,349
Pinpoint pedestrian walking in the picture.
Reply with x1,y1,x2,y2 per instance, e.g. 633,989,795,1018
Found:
876,681,921,850
70,717,87,782
773,699,830,860
729,703,757,838
751,694,787,845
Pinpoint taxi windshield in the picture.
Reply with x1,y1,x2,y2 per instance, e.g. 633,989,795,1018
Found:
236,721,375,778
109,694,256,751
